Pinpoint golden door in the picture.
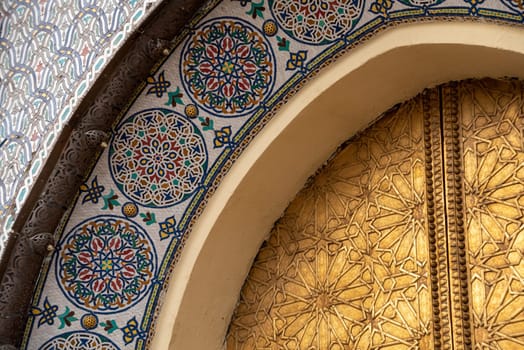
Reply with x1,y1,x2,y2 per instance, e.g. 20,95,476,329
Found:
226,79,524,350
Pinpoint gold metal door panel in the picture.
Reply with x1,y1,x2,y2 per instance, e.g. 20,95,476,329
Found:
226,79,524,350
454,80,524,350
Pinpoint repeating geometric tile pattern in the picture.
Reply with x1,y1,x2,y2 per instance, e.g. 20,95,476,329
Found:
39,331,119,350
109,109,207,207
20,0,524,349
57,216,157,314
269,0,365,45
181,18,276,116
0,0,160,251
227,100,434,349
460,80,524,349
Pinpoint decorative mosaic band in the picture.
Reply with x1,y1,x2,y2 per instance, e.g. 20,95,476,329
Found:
19,0,524,349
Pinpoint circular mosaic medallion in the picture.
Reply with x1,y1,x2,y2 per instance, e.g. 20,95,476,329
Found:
181,17,275,117
269,0,365,45
57,216,156,313
109,108,207,207
39,332,119,350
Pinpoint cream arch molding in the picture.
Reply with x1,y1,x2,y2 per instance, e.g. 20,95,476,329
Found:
154,22,524,350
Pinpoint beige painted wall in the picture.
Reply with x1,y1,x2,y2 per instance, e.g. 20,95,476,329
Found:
148,21,524,350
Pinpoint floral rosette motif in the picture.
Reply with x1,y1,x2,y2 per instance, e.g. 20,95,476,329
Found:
57,216,156,313
181,18,275,117
109,108,207,207
269,0,365,45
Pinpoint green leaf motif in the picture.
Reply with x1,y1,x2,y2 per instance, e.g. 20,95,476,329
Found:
140,212,156,225
58,307,78,329
100,319,119,334
199,116,214,131
247,0,265,19
165,87,184,107
277,36,290,51
102,189,121,210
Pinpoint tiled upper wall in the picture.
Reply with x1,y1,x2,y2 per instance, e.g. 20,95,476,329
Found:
0,0,160,252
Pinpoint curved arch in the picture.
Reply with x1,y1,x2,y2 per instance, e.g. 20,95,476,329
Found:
154,22,524,349
0,0,208,345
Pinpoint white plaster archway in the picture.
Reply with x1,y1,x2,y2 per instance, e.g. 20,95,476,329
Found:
151,22,524,350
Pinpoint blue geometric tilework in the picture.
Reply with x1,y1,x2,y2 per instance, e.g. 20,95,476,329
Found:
56,216,157,314
109,108,208,207
269,0,365,45
79,176,106,205
22,0,524,349
146,71,172,98
181,18,276,117
31,298,59,328
121,317,147,345
0,0,160,250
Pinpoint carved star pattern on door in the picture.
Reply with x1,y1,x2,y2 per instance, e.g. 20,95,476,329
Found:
226,79,524,350
228,98,433,349
459,80,524,350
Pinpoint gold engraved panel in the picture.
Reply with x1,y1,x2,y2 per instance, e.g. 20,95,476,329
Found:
226,79,524,349
226,99,435,349
458,79,524,349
